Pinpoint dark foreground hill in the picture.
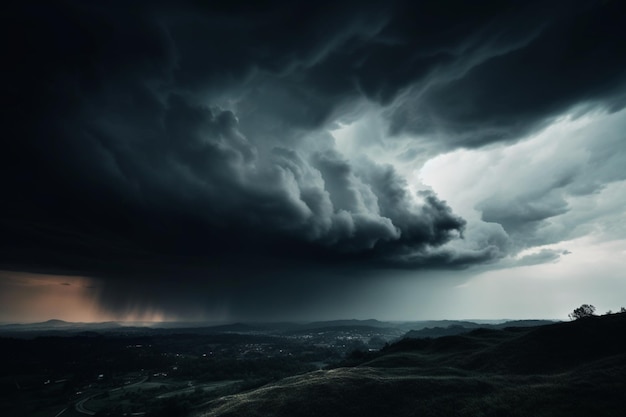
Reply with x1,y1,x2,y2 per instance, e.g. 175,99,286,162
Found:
199,313,626,417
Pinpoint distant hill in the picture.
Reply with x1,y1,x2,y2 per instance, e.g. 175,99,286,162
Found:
402,319,554,339
0,319,122,337
299,319,390,329
0,318,553,340
201,313,626,417
0,318,388,338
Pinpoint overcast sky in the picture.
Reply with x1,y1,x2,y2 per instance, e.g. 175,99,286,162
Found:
2,0,626,323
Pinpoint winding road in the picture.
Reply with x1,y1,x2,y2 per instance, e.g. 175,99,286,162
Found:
74,376,149,415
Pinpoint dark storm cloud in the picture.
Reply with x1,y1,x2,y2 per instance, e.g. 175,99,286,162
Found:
387,0,626,148
143,0,626,144
478,194,570,238
2,0,626,317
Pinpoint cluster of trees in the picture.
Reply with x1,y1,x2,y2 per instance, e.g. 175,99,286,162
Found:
568,304,596,320
569,304,626,320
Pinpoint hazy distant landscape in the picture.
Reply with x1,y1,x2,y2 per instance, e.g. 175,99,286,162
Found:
4,1,626,417
2,313,624,417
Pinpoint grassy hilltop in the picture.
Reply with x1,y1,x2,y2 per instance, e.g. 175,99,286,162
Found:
200,313,626,417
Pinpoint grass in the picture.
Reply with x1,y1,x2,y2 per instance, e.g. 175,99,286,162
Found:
197,313,626,417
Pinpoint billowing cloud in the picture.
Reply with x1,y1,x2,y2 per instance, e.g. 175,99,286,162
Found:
2,0,626,320
420,109,626,268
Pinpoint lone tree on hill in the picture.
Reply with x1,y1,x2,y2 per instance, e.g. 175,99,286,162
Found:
569,304,596,320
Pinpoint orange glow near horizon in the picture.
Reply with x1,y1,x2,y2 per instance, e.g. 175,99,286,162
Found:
0,270,172,323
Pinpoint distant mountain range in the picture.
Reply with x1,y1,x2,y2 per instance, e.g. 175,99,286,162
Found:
402,319,554,339
0,317,554,340
0,319,122,337
0,319,122,331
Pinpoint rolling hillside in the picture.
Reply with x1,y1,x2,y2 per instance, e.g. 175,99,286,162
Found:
198,313,626,417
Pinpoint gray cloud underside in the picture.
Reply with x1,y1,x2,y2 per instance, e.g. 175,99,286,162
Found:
475,110,626,253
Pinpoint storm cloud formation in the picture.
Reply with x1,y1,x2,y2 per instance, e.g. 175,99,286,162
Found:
2,0,626,318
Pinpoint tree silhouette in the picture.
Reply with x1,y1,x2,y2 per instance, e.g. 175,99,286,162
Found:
568,304,596,320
